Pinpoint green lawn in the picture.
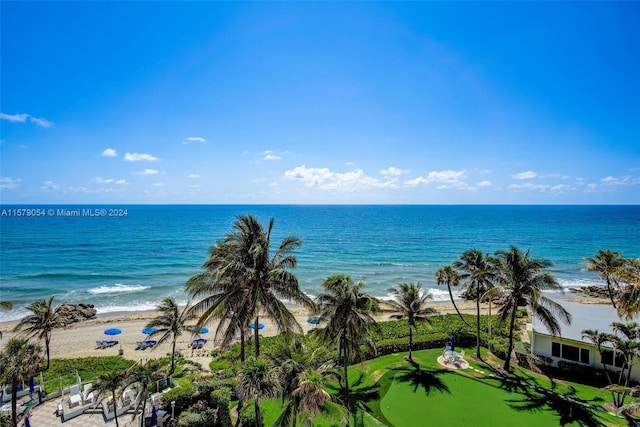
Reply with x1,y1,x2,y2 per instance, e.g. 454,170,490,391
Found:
259,348,627,426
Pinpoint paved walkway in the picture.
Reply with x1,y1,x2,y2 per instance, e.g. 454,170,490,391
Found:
24,398,141,427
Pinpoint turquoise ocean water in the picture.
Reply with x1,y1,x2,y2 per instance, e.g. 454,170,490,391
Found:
1,205,638,322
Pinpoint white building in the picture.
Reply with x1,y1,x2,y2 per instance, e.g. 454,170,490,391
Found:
530,299,640,382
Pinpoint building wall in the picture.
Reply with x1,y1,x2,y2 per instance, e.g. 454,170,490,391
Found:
532,332,640,383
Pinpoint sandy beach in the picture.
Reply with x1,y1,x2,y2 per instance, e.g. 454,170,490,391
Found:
0,300,490,364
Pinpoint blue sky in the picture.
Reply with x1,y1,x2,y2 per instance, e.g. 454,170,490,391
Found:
1,2,638,204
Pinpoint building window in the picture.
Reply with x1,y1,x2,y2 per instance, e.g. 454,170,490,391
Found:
601,350,625,368
551,341,589,364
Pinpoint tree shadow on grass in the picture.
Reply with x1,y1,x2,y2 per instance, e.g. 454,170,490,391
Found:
506,385,605,427
393,365,451,396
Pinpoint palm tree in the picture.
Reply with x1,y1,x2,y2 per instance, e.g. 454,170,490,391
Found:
613,257,640,320
386,282,434,361
581,329,614,384
97,370,125,427
128,360,164,427
490,246,571,371
316,274,380,425
611,322,640,387
0,338,44,427
453,249,495,359
237,357,279,427
186,215,315,359
13,296,59,369
146,297,195,374
435,265,470,326
584,249,625,308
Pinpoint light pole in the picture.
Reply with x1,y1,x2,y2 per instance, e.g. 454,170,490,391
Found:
171,400,175,420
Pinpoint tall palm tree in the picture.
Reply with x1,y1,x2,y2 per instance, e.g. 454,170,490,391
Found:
0,338,44,427
146,297,195,374
187,215,315,359
13,296,59,369
128,360,164,427
453,249,495,359
490,246,571,371
584,249,625,308
613,257,640,320
611,322,640,386
97,370,126,427
316,274,380,425
435,265,470,326
386,282,434,361
237,357,279,427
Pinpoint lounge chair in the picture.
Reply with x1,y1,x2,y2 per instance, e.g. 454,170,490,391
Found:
145,340,157,349
96,340,107,349
82,383,94,404
105,340,118,347
68,385,81,408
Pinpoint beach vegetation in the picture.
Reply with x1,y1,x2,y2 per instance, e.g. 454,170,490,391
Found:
0,338,44,427
186,215,315,362
41,355,135,394
236,357,279,427
0,301,11,340
584,249,625,309
386,282,434,361
489,246,571,371
612,257,640,320
96,369,126,427
435,265,470,326
12,296,60,369
146,297,196,374
453,248,495,359
315,273,380,425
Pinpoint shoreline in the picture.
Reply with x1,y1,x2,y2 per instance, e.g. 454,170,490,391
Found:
0,296,611,363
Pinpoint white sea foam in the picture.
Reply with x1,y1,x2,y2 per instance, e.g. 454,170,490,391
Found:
88,283,151,295
381,287,460,302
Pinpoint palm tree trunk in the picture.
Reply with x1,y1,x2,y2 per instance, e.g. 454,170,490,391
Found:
447,283,471,326
476,284,481,359
254,315,260,357
409,326,413,361
254,399,261,427
606,278,617,309
342,336,350,427
45,335,51,370
11,379,18,427
503,305,518,371
240,328,245,363
170,338,177,374
113,390,120,427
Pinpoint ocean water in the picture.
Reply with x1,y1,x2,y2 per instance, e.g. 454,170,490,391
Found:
0,205,638,322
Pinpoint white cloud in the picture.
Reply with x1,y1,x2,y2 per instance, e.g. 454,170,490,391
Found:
476,180,492,187
41,181,60,191
403,169,470,189
509,182,571,193
94,177,127,185
405,177,429,187
187,174,200,178
135,169,159,175
380,167,407,176
0,112,53,127
0,177,22,189
263,150,281,161
153,183,166,187
183,136,207,144
512,170,537,180
101,148,117,157
124,152,159,162
284,165,396,191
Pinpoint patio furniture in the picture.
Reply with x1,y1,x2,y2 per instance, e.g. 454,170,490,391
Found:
82,383,94,404
68,385,81,408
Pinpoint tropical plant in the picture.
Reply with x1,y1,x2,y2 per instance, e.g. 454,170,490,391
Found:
128,360,165,427
12,296,59,369
316,274,380,425
386,282,434,360
0,338,44,427
581,329,614,384
97,370,126,427
236,357,279,427
584,249,625,308
453,249,495,359
489,246,571,371
613,257,640,320
146,297,196,374
187,215,315,360
435,265,470,326
0,301,11,340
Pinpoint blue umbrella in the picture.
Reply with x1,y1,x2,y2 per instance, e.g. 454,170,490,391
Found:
142,327,157,335
150,406,158,426
104,328,122,336
249,323,264,329
25,416,31,427
306,318,320,325
29,376,35,394
193,327,209,334
450,336,455,353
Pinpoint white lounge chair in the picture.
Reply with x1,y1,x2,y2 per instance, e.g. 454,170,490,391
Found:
82,383,94,404
68,385,81,407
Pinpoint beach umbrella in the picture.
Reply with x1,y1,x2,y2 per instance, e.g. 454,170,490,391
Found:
450,336,455,353
104,328,122,336
306,317,320,325
193,327,209,334
142,327,158,335
29,376,35,394
150,406,158,426
249,323,264,330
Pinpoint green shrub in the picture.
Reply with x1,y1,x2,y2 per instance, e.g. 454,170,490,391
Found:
216,397,233,427
178,409,216,427
161,381,195,415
